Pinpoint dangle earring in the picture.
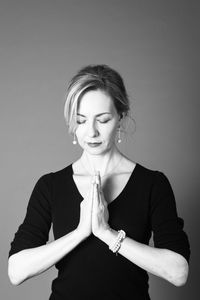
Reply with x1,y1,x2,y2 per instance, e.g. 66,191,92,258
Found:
72,133,77,145
117,127,122,143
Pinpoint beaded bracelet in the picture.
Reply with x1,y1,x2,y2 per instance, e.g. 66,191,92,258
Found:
109,230,126,255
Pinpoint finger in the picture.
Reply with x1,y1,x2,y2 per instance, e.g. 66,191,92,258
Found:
92,184,97,216
94,172,101,195
93,182,100,206
96,175,103,201
87,179,94,207
98,172,101,190
91,174,96,185
94,171,100,185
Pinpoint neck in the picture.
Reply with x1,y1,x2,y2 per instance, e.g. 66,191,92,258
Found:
80,146,123,177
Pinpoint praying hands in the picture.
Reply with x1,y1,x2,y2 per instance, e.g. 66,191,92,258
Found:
77,173,110,240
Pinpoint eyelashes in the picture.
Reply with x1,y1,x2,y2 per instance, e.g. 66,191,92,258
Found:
76,120,85,124
97,119,111,124
76,119,111,125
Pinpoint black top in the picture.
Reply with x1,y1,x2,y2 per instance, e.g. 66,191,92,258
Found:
9,163,190,300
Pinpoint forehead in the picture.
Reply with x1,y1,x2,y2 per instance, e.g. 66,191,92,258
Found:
78,90,117,115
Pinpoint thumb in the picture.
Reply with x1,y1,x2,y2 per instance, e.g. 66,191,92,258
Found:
95,171,101,189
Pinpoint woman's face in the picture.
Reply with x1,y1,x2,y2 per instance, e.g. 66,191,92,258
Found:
75,89,120,155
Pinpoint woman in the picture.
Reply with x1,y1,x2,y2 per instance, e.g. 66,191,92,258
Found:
8,65,190,299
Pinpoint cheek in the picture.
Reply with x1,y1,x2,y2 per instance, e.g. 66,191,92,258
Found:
105,125,118,141
75,127,85,141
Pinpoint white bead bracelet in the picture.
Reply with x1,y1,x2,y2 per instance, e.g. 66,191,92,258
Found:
109,230,126,255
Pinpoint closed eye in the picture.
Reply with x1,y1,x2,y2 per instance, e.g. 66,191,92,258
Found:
97,119,111,124
76,118,111,124
76,119,86,124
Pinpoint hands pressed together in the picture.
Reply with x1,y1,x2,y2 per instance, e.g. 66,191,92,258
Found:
77,172,110,240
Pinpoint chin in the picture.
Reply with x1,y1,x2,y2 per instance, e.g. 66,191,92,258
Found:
86,144,114,156
86,148,105,155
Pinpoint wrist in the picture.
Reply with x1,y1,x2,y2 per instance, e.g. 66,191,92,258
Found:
97,227,118,245
75,227,91,242
98,228,127,255
109,230,126,254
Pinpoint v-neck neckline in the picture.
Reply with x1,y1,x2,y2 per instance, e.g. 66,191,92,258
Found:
69,163,139,206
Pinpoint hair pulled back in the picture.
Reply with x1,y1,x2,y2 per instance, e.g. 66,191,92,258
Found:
64,64,130,133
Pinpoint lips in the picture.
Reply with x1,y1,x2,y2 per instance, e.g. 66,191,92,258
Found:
87,142,102,148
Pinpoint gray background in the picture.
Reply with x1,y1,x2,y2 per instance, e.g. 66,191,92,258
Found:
1,0,199,299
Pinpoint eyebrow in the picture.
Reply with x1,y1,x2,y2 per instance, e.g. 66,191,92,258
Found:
77,112,112,117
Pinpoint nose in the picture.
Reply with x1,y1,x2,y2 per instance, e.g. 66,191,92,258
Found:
87,120,99,138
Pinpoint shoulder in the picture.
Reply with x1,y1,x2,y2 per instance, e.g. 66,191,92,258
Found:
36,164,73,186
134,164,176,209
133,162,158,178
119,156,168,183
121,157,160,176
133,162,172,188
30,165,73,204
51,164,72,178
136,164,175,202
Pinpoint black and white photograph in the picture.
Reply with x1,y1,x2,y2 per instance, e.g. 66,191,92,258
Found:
1,0,199,299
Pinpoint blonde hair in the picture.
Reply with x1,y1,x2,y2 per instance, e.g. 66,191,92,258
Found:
64,64,130,134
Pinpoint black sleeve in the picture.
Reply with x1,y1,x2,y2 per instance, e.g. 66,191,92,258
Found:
9,173,52,257
150,171,190,263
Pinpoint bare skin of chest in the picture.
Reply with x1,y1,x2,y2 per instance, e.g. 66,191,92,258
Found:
72,172,132,204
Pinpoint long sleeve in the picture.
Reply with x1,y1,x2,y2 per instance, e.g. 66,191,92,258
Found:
9,174,52,257
150,171,190,262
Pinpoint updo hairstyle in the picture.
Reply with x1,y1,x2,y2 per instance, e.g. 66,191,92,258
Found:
64,64,130,134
